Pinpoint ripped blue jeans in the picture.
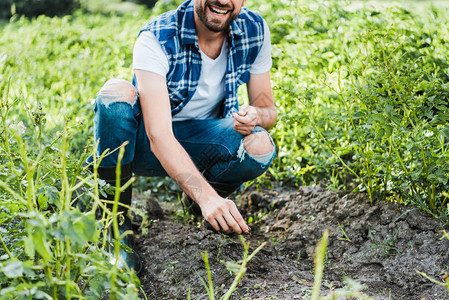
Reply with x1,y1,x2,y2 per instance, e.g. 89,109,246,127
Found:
93,92,276,190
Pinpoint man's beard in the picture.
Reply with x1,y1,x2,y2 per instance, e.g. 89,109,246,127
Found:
194,0,240,33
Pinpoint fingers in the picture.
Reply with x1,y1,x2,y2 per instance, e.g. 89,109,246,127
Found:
233,105,258,135
233,126,251,135
217,215,231,233
233,111,257,125
232,112,248,124
207,214,234,233
228,203,250,234
208,218,221,232
233,114,255,135
238,104,250,116
233,125,254,135
205,200,250,234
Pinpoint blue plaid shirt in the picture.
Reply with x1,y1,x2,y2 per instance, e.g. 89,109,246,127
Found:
135,0,265,118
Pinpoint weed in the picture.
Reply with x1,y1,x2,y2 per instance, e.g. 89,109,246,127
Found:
198,235,266,300
337,221,352,242
296,250,301,263
364,229,399,258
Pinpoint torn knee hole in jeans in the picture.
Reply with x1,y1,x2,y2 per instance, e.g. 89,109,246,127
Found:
237,139,274,165
97,91,137,108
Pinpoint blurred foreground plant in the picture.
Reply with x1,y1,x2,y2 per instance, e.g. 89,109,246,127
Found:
312,230,373,300
0,91,141,298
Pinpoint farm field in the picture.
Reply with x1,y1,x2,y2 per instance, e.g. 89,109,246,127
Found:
1,0,449,299
135,184,448,299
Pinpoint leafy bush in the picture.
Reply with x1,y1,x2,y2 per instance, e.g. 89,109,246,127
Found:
0,11,147,297
0,93,141,298
246,1,449,221
329,25,449,216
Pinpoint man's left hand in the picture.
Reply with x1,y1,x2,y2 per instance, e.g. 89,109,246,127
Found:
232,104,259,135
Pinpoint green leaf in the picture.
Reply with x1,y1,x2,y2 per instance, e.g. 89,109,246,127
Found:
61,211,98,248
37,193,48,211
24,236,35,259
34,290,53,300
390,113,402,124
375,127,385,139
223,260,241,275
31,228,53,262
384,125,393,139
2,260,23,278
437,176,448,185
427,174,437,181
352,111,365,119
50,228,65,241
81,212,98,241
371,113,386,123
440,127,449,139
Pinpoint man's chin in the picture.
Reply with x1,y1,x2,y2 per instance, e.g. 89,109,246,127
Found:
204,18,232,33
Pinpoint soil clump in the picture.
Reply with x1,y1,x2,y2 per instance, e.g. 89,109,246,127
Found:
134,184,449,299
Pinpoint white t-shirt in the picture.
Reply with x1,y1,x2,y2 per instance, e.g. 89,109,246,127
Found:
133,20,272,121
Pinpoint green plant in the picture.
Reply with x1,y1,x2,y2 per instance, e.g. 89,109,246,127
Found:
198,235,266,300
336,28,449,212
364,229,399,258
257,0,449,223
0,91,141,298
337,221,351,242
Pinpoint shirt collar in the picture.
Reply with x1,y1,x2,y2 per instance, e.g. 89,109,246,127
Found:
230,16,244,37
180,0,197,45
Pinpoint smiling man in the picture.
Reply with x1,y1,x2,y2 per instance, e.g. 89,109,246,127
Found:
92,0,277,272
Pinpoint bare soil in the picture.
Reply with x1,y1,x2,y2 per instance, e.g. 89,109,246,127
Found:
132,184,449,299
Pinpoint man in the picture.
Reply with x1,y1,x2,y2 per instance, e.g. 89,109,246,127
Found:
92,0,277,271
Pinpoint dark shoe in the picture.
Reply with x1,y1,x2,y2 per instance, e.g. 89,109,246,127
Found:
88,159,142,273
180,192,202,218
109,216,143,274
95,161,133,213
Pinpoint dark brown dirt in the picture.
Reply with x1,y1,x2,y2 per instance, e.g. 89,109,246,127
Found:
132,184,449,299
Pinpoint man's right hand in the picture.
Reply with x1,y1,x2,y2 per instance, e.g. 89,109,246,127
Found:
199,195,250,234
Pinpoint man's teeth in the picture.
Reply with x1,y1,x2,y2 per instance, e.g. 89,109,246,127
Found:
210,6,228,15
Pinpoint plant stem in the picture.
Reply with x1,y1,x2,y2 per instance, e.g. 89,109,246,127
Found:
222,236,266,300
110,143,127,299
201,251,215,300
311,230,329,300
0,232,13,259
60,121,73,300
14,130,36,212
306,106,366,196
389,135,427,212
